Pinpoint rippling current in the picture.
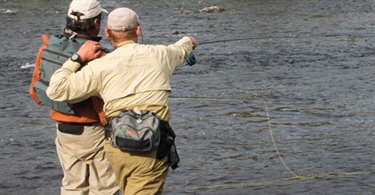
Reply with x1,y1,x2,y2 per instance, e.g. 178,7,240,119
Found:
0,0,374,194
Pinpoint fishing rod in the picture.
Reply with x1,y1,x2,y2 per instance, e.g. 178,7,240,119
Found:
199,36,285,45
185,36,282,65
196,33,362,45
185,33,363,65
185,38,245,66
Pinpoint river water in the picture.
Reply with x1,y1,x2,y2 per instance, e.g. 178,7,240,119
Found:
0,0,374,194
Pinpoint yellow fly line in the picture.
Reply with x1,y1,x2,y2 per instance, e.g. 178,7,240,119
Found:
169,97,364,192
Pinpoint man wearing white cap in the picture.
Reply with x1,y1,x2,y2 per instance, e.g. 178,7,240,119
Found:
46,7,198,195
29,0,119,194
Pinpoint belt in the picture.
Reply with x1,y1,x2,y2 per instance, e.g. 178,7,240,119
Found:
58,123,99,135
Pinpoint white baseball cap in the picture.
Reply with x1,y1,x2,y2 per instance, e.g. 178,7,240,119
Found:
107,7,139,31
68,0,108,20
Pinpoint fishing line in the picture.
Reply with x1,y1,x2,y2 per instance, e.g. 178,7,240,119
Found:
170,97,304,177
169,97,365,192
197,34,360,45
199,48,218,61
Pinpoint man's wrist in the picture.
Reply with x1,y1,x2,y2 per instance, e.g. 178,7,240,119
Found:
70,53,84,66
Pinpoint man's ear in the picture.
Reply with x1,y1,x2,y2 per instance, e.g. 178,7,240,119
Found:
94,18,101,28
135,26,141,36
94,17,99,24
104,28,110,39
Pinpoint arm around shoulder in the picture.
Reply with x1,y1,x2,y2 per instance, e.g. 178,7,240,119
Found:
46,59,85,103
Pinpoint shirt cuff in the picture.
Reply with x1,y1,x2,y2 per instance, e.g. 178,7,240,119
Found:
175,37,193,56
63,59,82,72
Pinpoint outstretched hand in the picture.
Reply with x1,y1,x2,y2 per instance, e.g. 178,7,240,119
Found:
77,41,104,64
185,36,198,50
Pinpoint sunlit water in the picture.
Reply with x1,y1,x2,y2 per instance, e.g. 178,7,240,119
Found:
0,0,374,194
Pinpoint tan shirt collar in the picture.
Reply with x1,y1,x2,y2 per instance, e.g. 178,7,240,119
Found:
116,40,136,48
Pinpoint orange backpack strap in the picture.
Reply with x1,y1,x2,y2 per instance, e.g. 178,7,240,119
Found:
29,34,50,105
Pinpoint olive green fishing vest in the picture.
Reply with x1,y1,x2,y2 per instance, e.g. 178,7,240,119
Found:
33,35,86,114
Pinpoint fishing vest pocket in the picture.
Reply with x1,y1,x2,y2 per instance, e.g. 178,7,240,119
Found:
33,80,75,114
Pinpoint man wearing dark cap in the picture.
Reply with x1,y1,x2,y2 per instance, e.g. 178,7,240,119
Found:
46,7,198,195
29,0,118,194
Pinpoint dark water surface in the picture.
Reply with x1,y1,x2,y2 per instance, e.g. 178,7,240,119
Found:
0,0,374,194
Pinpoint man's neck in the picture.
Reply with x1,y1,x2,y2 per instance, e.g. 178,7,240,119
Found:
62,28,101,42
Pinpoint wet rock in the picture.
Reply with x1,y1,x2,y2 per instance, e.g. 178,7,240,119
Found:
197,6,224,13
1,8,17,14
168,31,186,35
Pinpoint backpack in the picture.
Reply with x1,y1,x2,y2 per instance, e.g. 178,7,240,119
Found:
33,35,86,114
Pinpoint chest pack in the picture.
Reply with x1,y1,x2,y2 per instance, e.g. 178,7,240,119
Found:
33,35,86,114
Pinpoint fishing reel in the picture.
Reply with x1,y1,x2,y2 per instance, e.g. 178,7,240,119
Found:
185,52,196,66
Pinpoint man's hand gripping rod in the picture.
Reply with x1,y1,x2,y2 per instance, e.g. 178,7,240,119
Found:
185,37,254,66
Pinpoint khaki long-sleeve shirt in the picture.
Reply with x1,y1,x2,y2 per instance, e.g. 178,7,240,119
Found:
46,37,194,121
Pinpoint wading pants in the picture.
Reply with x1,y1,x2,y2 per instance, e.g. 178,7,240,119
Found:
104,139,169,195
56,124,119,195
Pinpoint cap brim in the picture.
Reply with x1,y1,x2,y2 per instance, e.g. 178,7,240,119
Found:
102,8,108,14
